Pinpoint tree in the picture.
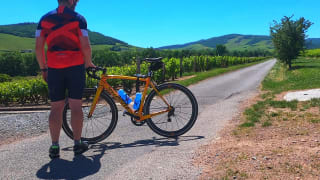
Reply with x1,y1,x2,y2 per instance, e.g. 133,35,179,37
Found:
215,44,228,56
270,16,312,69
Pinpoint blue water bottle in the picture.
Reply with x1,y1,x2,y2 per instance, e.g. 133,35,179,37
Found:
118,89,132,104
133,92,142,110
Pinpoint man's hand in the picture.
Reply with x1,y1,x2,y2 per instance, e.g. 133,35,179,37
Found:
41,71,48,83
85,61,96,69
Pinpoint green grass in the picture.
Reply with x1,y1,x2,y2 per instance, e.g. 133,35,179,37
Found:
241,57,320,128
240,101,267,127
262,121,272,127
0,33,35,51
303,48,320,57
310,98,320,107
267,100,298,110
311,119,320,123
263,58,320,94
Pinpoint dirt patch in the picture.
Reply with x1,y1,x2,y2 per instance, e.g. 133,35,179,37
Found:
176,75,196,81
275,91,289,101
194,93,320,179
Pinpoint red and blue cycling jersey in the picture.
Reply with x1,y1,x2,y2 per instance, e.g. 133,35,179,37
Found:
36,6,88,69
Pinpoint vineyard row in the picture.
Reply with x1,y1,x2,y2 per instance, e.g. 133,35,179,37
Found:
0,56,267,106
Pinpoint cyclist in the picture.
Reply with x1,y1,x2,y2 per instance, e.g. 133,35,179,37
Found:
35,0,95,159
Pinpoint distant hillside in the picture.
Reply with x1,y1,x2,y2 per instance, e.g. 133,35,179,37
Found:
0,23,129,50
306,38,320,49
159,34,320,51
1,23,319,52
159,34,273,51
0,23,36,38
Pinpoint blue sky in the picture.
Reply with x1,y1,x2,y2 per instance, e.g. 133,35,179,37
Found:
0,0,319,48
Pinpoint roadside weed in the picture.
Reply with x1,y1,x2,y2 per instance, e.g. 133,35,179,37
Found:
262,121,272,127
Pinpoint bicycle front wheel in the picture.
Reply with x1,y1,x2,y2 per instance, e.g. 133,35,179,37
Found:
144,83,198,138
62,88,118,144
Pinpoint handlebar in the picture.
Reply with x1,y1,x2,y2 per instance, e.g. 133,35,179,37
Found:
86,66,107,80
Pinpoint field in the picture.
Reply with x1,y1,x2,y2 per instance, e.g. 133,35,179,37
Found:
0,33,133,52
303,48,320,57
91,43,140,51
0,33,35,52
225,37,273,51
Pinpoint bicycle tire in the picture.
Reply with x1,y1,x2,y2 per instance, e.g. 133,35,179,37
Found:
144,83,198,138
62,88,118,144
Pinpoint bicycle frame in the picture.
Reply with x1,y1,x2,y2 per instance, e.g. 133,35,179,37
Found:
88,74,172,122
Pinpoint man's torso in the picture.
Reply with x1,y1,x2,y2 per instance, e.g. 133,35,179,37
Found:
36,6,88,69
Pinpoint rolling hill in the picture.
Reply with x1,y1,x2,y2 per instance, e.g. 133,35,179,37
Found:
159,34,320,51
0,33,35,52
1,23,319,52
306,38,320,49
0,23,132,52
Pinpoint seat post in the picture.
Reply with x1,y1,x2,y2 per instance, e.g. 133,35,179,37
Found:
136,77,140,93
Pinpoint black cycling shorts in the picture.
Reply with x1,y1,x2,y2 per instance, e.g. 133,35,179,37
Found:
48,64,85,102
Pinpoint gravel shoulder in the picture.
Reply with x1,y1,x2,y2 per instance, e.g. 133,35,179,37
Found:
0,111,50,146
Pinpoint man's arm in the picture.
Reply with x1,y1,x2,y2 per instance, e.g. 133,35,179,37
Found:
79,36,95,68
35,36,47,69
35,36,48,82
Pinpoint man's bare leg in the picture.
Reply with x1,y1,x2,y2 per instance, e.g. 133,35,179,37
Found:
68,98,83,141
68,98,89,155
49,100,65,143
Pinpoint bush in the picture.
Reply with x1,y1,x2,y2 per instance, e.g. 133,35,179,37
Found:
0,77,48,106
0,74,12,83
0,52,24,76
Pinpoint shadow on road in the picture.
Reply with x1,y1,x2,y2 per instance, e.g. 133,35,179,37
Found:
36,144,107,180
96,135,205,150
36,136,203,179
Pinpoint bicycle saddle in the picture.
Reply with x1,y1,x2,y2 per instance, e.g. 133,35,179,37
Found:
144,57,163,62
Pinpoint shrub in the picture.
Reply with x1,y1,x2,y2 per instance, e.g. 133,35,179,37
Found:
0,74,12,83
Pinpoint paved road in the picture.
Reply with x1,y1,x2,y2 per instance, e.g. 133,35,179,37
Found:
0,59,276,179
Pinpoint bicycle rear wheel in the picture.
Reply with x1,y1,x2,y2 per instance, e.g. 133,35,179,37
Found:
144,83,198,138
62,88,118,144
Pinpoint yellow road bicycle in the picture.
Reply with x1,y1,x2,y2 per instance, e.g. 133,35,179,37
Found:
62,58,198,144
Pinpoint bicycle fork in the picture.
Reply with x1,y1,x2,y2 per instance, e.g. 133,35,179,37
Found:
88,85,104,118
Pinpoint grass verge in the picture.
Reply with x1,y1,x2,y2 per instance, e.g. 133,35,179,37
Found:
195,57,320,179
241,57,320,127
